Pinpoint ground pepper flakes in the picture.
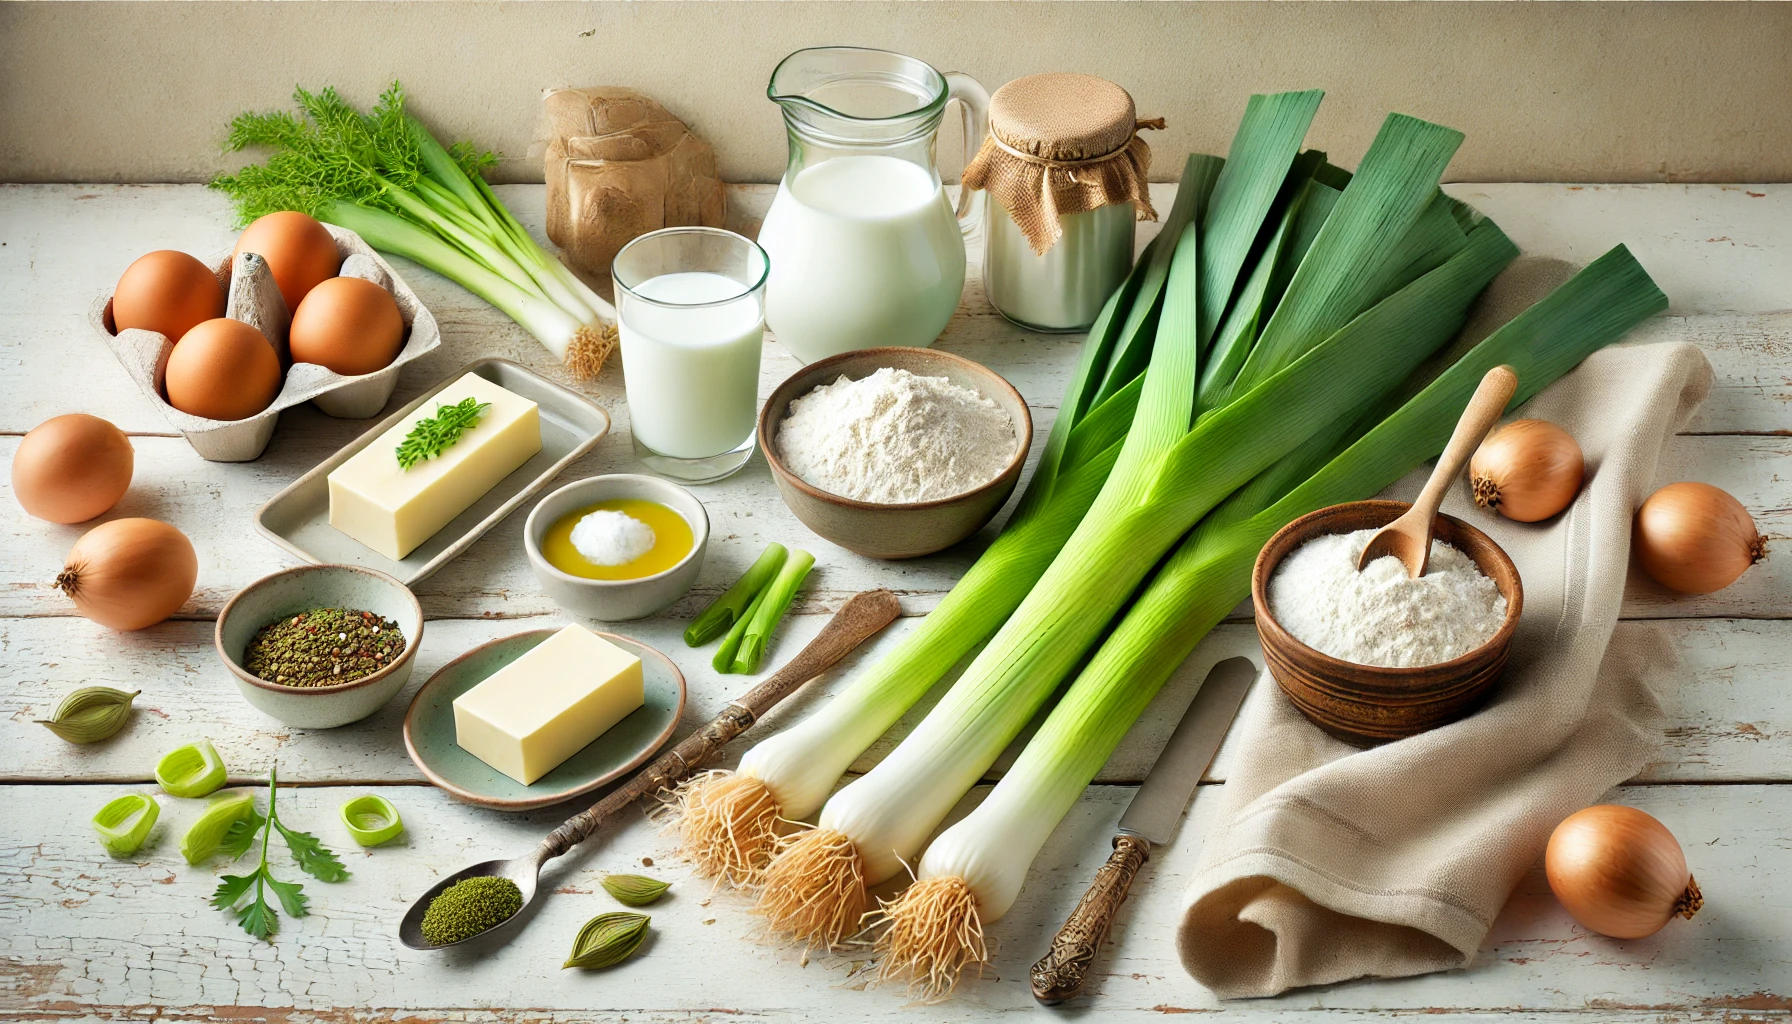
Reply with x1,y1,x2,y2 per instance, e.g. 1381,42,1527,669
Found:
243,607,406,688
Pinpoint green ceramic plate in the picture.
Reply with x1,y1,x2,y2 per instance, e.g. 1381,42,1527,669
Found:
402,630,686,810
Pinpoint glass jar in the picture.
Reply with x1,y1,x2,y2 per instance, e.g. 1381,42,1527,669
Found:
963,73,1161,333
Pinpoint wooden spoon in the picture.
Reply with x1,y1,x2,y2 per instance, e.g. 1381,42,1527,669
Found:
1357,366,1519,578
398,588,901,950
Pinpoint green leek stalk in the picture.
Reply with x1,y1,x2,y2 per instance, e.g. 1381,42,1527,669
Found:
812,110,1482,898
731,550,816,674
685,544,788,647
907,246,1668,971
713,583,773,674
212,84,618,377
722,160,1217,826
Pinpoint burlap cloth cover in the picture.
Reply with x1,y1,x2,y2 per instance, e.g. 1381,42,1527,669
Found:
1177,340,1715,998
540,87,726,277
961,73,1161,255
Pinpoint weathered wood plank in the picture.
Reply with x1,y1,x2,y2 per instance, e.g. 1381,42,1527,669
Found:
3,183,1789,439
0,783,1784,1017
6,616,1785,787
1,429,1781,620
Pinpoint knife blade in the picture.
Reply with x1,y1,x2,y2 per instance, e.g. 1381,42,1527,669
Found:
1117,656,1259,844
1030,656,1258,1004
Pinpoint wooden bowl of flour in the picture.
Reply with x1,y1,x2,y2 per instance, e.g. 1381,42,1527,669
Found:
759,348,1032,560
1251,500,1523,746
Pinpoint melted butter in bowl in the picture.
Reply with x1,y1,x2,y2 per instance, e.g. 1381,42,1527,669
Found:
541,498,694,581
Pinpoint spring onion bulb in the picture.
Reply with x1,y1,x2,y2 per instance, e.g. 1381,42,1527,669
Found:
877,243,1668,997
213,83,619,378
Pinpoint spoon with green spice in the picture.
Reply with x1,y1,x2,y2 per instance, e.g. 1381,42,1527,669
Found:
398,588,900,950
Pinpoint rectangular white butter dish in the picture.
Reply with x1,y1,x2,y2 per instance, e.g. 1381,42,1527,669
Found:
452,624,644,785
329,372,543,560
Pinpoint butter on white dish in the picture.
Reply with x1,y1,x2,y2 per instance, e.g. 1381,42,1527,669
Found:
452,624,645,785
328,372,542,560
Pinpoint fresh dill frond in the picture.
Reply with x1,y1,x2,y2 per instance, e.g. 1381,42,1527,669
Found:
395,397,492,470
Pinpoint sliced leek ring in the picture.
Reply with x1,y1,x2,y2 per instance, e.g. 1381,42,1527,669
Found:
339,794,404,847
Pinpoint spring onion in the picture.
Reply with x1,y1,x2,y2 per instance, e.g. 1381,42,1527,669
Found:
685,544,788,647
156,739,227,798
882,244,1669,996
761,100,1516,953
213,83,618,378
93,793,159,858
731,549,815,674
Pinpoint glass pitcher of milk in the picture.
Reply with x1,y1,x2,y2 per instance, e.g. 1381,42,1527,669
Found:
757,47,989,363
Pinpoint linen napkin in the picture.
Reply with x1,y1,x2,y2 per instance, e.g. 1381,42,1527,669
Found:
1177,341,1715,998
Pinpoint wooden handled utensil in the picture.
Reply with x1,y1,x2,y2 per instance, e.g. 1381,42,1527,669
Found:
399,588,902,949
1030,658,1258,1004
1357,365,1518,577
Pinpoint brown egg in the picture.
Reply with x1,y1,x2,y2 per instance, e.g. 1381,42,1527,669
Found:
234,211,341,311
290,277,405,376
12,414,135,523
113,250,224,342
165,318,282,421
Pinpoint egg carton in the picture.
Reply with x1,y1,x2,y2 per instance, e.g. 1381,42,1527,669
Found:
90,223,442,462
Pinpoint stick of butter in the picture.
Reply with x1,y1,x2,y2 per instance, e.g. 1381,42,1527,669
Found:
453,624,645,785
329,372,542,560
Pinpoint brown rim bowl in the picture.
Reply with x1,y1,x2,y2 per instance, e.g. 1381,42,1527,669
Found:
215,564,425,729
757,347,1033,560
1251,500,1523,747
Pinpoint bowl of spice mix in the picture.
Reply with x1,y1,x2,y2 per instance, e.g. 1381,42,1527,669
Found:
1251,500,1523,746
759,347,1032,559
216,563,424,728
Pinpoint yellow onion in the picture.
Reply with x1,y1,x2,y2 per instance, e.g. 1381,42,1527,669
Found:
1635,481,1765,594
1545,804,1702,939
1470,419,1584,522
55,518,197,630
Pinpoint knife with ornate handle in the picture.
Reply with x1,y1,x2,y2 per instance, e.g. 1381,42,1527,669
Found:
1029,656,1258,1005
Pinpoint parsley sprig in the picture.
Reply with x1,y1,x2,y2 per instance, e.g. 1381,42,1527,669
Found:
209,768,349,940
396,397,491,470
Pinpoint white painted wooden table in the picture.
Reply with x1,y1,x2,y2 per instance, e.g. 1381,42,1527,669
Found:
2,181,1787,1022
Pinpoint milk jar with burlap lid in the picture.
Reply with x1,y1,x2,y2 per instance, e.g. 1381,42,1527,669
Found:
963,73,1161,332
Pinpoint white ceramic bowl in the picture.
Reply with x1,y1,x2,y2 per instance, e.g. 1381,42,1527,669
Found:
524,475,710,621
215,564,424,729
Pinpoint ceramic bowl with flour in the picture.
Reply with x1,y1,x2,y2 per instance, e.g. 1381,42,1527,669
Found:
1251,499,1523,747
759,348,1032,559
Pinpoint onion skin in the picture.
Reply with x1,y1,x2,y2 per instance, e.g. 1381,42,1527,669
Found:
55,518,197,630
1470,419,1584,522
1635,482,1766,594
1546,804,1702,939
12,414,134,523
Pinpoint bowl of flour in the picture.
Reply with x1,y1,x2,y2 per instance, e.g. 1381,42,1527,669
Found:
759,347,1032,559
1250,499,1523,747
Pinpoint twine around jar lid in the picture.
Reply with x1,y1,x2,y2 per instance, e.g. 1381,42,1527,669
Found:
963,73,1162,255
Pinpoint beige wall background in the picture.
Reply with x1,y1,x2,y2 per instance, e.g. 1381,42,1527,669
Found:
3,1,1789,185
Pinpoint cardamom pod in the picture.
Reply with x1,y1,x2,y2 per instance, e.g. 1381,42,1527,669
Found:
37,686,140,744
562,912,649,970
602,873,670,907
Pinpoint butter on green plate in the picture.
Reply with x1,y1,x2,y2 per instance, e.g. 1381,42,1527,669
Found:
402,630,686,810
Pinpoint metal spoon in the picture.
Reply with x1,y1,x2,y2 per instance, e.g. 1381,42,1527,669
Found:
1357,365,1518,577
399,588,902,950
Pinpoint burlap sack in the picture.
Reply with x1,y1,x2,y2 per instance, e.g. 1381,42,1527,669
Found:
961,73,1161,255
541,87,726,278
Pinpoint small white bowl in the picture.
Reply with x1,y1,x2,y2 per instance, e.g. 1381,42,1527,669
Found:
216,564,424,729
524,475,710,621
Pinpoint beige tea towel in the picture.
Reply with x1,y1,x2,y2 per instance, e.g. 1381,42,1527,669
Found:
1178,341,1715,997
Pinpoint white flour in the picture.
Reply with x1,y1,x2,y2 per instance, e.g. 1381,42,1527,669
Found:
1268,528,1508,668
776,367,1018,504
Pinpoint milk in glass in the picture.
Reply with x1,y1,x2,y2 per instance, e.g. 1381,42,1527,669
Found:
618,272,764,459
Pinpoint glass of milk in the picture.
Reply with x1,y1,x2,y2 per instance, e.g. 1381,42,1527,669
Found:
612,227,768,483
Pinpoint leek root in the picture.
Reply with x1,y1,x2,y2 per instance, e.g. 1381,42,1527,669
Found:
666,770,783,885
753,827,869,951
